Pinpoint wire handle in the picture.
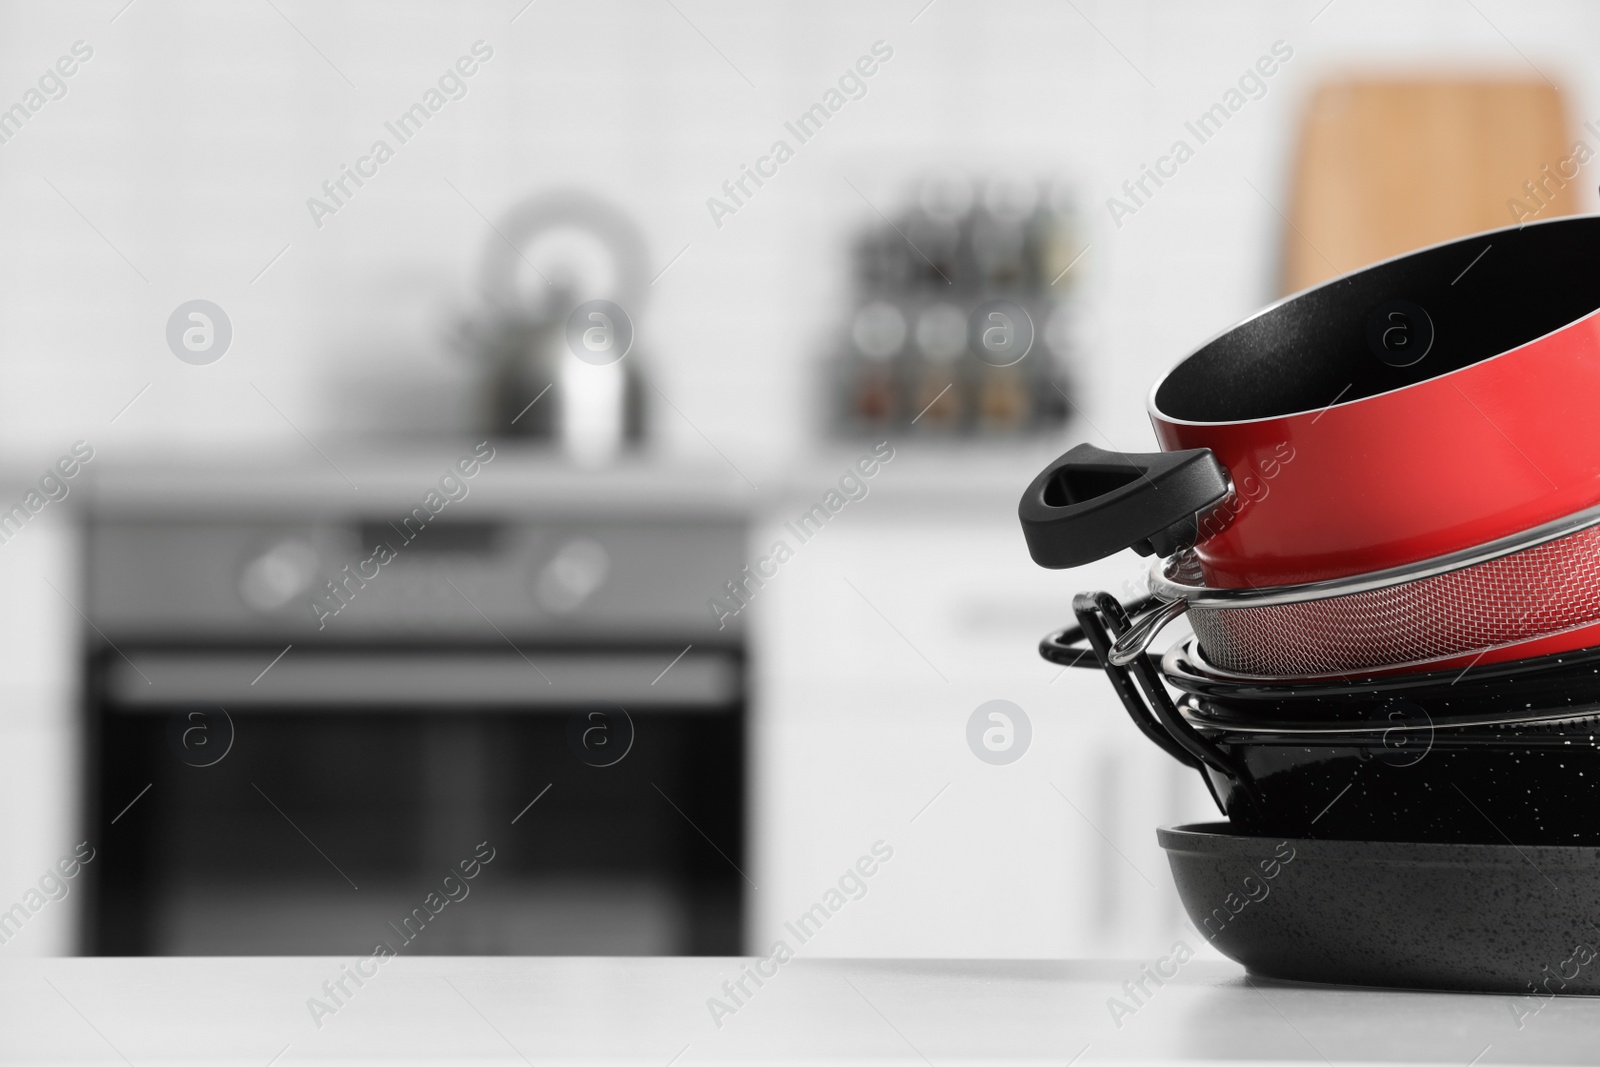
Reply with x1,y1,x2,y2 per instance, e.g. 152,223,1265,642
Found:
1107,596,1189,666
1047,590,1265,819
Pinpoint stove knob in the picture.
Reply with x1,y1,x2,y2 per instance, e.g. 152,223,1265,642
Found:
533,538,609,615
238,539,319,613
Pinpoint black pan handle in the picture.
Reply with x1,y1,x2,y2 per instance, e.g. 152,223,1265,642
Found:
1018,443,1231,568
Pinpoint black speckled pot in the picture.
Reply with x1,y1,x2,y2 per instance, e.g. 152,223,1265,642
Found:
1163,641,1600,844
1192,711,1600,845
1161,822,1600,994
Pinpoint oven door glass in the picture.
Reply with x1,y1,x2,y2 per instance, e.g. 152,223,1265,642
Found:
89,648,745,956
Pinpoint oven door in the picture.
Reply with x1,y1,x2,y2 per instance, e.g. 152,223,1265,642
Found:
87,646,745,956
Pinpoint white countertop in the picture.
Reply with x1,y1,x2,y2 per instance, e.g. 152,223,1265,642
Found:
3,957,1590,1064
63,439,1065,517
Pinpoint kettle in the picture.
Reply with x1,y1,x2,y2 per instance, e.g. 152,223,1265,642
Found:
463,189,650,465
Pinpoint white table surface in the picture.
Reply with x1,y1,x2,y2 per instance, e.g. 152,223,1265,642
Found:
1,957,1592,1065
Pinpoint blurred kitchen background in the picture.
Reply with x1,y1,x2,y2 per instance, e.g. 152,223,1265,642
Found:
0,0,1595,960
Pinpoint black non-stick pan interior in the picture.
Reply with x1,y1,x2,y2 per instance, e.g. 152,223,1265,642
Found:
1153,216,1600,424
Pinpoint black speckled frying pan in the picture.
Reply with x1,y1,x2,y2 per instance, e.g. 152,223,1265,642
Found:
1162,822,1600,995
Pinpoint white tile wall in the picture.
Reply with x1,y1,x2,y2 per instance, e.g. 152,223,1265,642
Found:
1,0,1596,466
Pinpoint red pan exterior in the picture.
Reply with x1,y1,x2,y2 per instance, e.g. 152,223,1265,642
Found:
1151,310,1600,590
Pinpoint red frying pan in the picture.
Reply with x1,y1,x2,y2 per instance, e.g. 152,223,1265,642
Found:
1020,215,1600,679
1023,215,1600,590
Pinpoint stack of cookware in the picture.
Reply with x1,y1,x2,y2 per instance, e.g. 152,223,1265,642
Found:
1019,216,1600,993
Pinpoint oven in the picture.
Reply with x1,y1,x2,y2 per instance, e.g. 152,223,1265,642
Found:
80,486,747,956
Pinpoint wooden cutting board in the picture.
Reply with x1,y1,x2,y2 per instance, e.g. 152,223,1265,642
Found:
1283,79,1581,293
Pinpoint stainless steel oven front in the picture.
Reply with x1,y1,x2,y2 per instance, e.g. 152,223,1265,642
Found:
82,495,747,956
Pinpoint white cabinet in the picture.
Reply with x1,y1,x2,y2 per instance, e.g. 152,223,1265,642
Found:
748,469,1219,959
0,510,82,956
